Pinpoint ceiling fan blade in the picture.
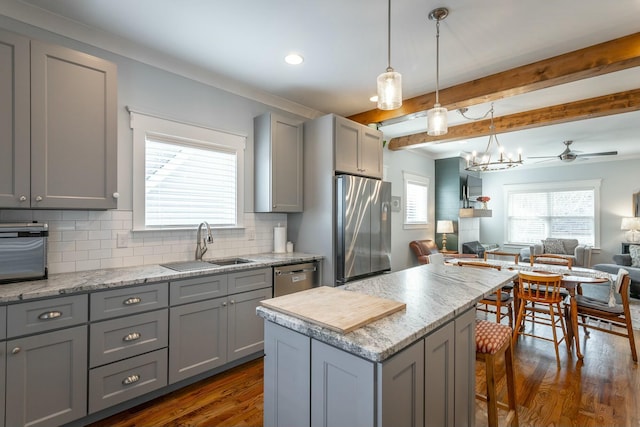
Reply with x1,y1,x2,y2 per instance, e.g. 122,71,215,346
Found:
575,151,617,157
527,155,559,159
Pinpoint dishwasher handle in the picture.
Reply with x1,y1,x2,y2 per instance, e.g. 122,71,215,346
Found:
275,266,317,276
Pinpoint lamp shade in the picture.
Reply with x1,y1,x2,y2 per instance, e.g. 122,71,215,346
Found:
427,105,448,136
436,220,454,234
377,69,402,110
621,217,640,230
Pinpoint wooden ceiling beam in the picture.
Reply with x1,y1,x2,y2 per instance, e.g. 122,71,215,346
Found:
388,88,640,150
347,32,640,126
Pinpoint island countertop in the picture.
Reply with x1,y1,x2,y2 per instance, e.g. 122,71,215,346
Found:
257,263,517,362
0,252,323,303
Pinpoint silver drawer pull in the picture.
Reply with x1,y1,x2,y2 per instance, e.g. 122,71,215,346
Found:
122,374,140,385
38,311,62,320
123,297,142,305
123,332,141,342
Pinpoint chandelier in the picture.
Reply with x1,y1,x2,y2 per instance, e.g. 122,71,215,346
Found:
461,104,523,172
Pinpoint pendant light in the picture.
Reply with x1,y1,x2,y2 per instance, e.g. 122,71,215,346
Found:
377,0,402,110
427,7,449,136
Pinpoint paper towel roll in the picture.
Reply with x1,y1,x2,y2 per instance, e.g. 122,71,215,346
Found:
273,224,286,253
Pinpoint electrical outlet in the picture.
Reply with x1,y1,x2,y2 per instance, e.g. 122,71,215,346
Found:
247,229,256,241
117,232,129,248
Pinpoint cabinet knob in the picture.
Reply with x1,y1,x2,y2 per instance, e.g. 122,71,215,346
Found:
230,300,235,305
222,301,227,307
123,297,142,305
35,196,43,202
38,311,62,320
11,347,21,354
113,192,120,199
19,195,27,202
273,205,277,208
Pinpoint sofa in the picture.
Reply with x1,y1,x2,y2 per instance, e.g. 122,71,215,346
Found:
519,238,592,267
593,253,640,299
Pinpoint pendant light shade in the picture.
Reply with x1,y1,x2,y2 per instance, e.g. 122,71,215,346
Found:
377,0,402,110
427,7,449,136
377,68,402,110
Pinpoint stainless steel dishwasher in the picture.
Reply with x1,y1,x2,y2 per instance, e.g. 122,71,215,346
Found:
273,261,319,297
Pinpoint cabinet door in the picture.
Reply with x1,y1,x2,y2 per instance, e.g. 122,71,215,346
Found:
359,126,383,178
454,308,476,427
0,29,30,208
311,340,374,427
424,321,455,427
169,297,228,384
0,341,5,427
263,322,311,427
334,116,361,175
227,287,271,361
272,115,303,212
6,325,88,427
378,339,424,427
30,39,117,209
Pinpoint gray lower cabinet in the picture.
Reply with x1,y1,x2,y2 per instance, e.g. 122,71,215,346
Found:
264,307,476,427
0,341,5,427
263,322,311,427
6,325,88,427
169,268,272,384
311,340,375,427
169,296,228,383
0,28,118,209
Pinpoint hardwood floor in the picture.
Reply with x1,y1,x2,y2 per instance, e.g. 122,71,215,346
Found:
90,328,639,427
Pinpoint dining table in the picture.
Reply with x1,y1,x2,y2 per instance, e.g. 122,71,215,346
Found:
453,258,614,360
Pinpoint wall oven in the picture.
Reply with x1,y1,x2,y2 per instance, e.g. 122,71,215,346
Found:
0,223,48,284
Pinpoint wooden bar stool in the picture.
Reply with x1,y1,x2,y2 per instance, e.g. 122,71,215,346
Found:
476,319,519,427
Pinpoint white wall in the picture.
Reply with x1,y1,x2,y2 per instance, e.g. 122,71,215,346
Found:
383,147,436,271
479,158,640,265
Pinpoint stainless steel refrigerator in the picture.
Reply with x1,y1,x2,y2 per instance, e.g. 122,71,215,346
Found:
335,174,391,284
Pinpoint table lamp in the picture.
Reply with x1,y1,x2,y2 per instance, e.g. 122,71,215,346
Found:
436,220,454,251
621,217,640,242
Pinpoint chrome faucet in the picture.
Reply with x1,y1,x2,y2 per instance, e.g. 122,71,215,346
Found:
195,221,214,261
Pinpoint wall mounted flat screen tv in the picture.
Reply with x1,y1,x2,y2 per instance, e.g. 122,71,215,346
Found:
461,174,482,200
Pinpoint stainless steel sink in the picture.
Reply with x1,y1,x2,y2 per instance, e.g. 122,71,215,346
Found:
207,258,253,267
161,258,253,271
161,261,216,272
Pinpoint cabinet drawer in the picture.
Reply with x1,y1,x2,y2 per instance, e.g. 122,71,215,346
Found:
89,348,168,414
90,309,169,368
7,294,88,337
170,273,228,306
228,268,272,294
91,282,168,321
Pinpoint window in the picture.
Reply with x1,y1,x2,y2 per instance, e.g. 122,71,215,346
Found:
403,171,429,228
130,111,245,230
504,179,601,247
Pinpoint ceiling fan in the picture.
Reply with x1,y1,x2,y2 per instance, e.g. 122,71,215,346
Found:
528,140,618,163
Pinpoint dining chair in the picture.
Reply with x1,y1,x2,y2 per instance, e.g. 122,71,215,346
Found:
572,270,637,362
531,253,573,269
458,262,514,328
513,272,569,367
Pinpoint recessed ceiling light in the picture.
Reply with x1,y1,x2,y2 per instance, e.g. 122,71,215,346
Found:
285,53,303,65
370,95,379,102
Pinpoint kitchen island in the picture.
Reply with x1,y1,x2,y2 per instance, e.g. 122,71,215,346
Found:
257,263,517,427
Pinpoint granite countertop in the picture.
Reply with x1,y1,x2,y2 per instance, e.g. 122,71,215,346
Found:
257,263,517,362
0,252,323,303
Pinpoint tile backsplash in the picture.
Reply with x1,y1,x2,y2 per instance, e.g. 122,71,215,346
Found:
0,210,287,274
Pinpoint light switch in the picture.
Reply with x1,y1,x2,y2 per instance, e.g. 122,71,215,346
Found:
117,232,129,248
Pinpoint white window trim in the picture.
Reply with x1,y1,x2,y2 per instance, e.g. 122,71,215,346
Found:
129,110,246,231
403,171,430,229
502,179,601,248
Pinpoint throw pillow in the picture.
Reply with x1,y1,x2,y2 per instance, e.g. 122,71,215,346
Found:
629,245,640,268
542,238,566,254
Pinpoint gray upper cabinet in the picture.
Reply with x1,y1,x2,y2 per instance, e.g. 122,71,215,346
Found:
254,112,303,212
334,115,383,179
0,29,30,208
0,28,118,210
